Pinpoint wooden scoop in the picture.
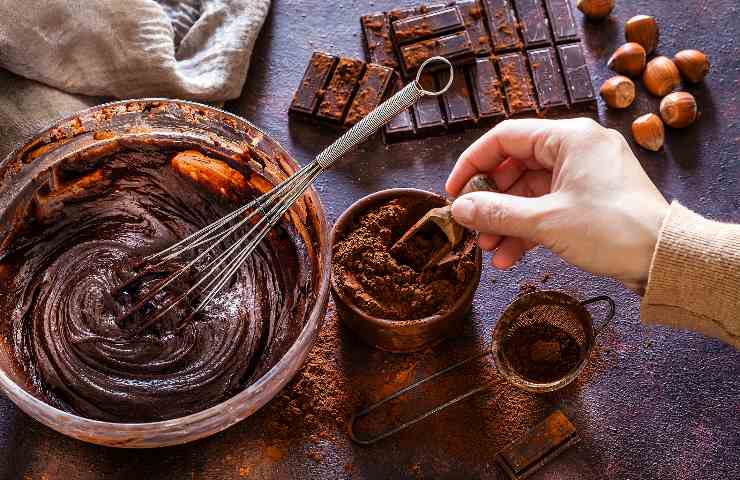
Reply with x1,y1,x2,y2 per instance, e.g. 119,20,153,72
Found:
391,174,498,270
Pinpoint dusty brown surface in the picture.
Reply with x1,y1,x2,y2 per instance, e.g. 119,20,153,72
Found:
0,0,739,479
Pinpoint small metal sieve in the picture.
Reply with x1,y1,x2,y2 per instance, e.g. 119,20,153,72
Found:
350,290,615,445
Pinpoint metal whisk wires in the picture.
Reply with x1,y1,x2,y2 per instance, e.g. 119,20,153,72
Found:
115,56,455,330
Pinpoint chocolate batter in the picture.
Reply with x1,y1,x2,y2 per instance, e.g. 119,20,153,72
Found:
0,147,312,422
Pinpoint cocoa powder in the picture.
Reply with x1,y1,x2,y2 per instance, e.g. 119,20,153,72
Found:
332,196,476,320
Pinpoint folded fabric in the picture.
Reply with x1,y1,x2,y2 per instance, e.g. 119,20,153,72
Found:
0,0,270,101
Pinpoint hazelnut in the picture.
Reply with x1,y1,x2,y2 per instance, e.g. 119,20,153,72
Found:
625,15,659,55
673,49,710,83
660,92,698,128
607,43,647,77
576,0,614,20
632,114,665,151
643,56,680,97
600,76,636,108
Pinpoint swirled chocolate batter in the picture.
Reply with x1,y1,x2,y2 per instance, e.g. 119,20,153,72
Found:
0,147,313,422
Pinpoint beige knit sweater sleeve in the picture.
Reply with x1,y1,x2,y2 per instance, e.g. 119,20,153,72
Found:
641,201,740,348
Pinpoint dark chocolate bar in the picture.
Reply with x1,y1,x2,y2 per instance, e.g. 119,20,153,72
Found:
439,67,476,128
557,43,596,110
528,47,568,112
412,72,447,135
361,13,400,69
289,52,338,117
513,0,552,48
481,0,521,52
345,64,395,127
400,30,475,74
457,0,492,55
468,57,506,124
383,76,416,142
544,0,579,44
392,6,463,44
317,58,365,123
498,52,537,115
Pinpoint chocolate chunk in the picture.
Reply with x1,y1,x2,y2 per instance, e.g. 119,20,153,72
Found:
361,13,400,69
440,67,476,129
513,0,552,48
317,58,365,123
392,6,464,45
528,47,568,112
412,72,447,135
480,0,521,52
544,0,579,44
383,75,416,142
457,0,492,55
400,30,475,75
344,64,394,127
289,52,338,117
557,43,596,110
468,57,506,125
498,52,537,115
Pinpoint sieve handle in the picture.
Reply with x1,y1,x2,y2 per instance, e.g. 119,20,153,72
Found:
580,295,616,337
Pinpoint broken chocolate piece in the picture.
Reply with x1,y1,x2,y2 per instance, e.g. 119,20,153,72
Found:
440,67,476,129
544,0,579,44
498,52,537,115
289,52,337,117
400,30,475,75
383,75,416,142
496,409,579,479
457,0,492,55
469,57,506,125
413,72,447,135
557,43,596,110
345,64,394,127
392,6,464,45
481,0,521,52
513,0,552,48
361,13,400,69
528,47,568,112
317,58,365,123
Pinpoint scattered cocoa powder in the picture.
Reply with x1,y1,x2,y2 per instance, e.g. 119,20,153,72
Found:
332,196,477,320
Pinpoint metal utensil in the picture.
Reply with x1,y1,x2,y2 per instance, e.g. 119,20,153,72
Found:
349,290,616,445
390,173,497,270
114,56,455,329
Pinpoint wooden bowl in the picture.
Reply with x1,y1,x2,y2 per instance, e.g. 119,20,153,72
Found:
0,99,331,447
330,188,482,352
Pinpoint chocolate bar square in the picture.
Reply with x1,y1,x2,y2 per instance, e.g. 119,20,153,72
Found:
289,52,338,117
383,75,416,142
513,0,552,48
481,0,521,52
468,57,506,125
439,67,476,129
317,58,365,123
528,47,568,112
399,30,475,75
361,13,400,69
345,64,395,127
456,0,492,55
498,52,537,115
392,6,464,45
557,42,596,110
412,72,447,135
544,0,579,44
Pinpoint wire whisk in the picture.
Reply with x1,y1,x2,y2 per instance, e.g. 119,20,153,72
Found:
114,56,455,332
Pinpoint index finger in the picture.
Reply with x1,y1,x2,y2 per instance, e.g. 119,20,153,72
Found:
445,119,565,197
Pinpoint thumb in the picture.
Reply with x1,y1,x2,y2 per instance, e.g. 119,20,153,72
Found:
451,192,555,240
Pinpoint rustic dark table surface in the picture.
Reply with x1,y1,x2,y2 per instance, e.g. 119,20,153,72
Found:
1,0,739,479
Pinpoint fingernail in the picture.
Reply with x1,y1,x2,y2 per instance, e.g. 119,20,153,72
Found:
452,197,475,225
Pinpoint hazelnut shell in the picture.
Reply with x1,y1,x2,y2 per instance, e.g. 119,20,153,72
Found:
625,15,659,55
600,76,636,109
643,56,681,97
576,0,614,20
660,92,698,128
632,114,665,152
673,50,710,83
607,43,647,77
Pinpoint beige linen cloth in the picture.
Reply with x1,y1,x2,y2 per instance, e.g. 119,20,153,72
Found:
0,0,270,157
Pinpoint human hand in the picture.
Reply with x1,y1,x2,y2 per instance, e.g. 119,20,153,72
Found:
446,118,669,291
